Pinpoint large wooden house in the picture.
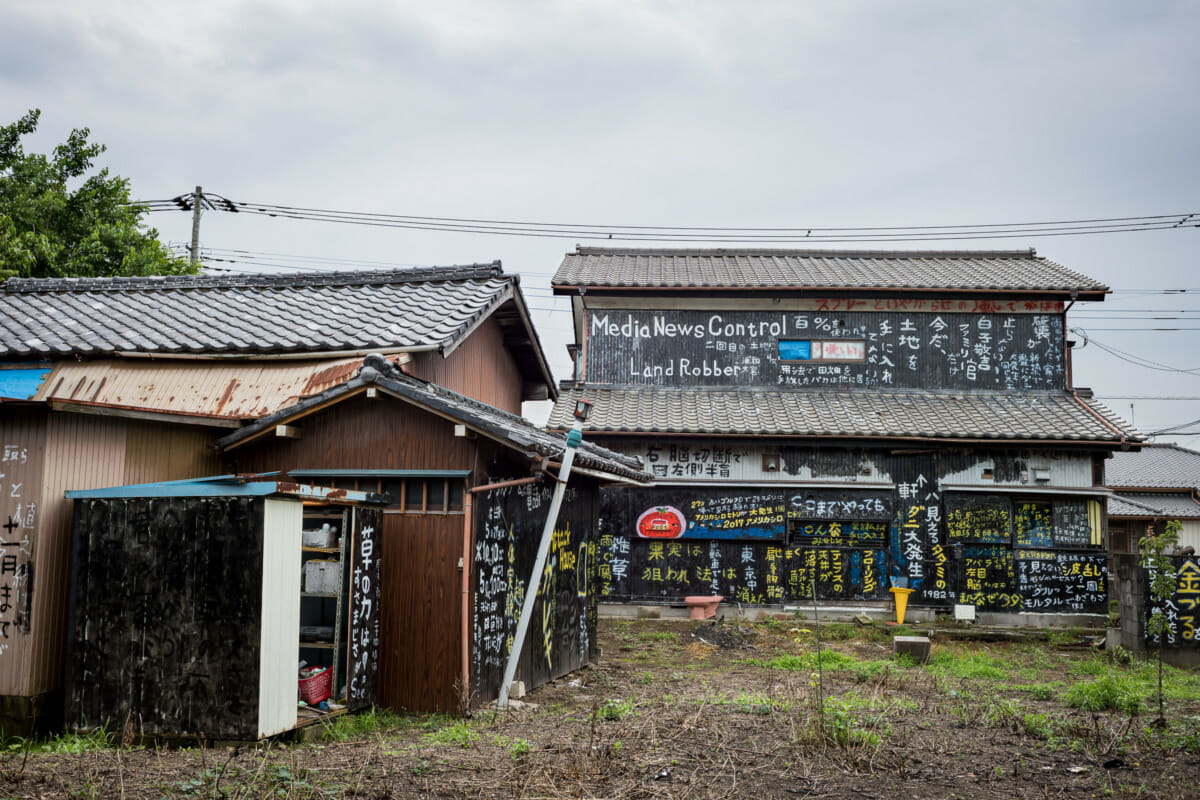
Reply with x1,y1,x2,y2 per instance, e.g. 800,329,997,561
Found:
548,247,1140,624
0,263,600,727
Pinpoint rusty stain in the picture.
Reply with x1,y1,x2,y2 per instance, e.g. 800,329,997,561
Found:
326,489,348,498
215,378,241,414
51,376,64,395
70,377,87,399
88,376,107,403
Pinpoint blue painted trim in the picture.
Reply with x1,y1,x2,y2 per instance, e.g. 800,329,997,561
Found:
66,475,377,503
0,366,51,400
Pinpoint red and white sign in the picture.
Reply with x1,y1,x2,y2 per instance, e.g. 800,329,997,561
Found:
635,506,687,539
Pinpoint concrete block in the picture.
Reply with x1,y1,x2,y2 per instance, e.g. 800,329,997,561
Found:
893,635,931,664
636,606,661,619
508,681,526,699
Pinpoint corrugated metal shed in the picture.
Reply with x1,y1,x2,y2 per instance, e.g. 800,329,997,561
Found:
33,356,405,422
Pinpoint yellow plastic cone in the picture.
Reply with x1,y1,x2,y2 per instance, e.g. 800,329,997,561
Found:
890,587,915,624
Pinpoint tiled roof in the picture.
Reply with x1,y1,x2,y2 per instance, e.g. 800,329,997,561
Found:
547,386,1140,443
0,264,524,358
218,355,651,484
1107,444,1200,490
552,247,1108,295
1109,492,1200,519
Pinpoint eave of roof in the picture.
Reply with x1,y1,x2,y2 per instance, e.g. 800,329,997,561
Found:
546,385,1140,445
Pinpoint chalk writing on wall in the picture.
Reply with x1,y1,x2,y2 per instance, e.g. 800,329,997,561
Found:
0,441,35,656
1147,557,1200,648
1015,502,1054,548
946,494,1011,544
585,309,1065,390
786,492,893,521
642,444,743,480
786,546,887,601
959,545,1020,611
472,478,595,704
1053,500,1095,547
791,521,887,546
347,510,382,710
1015,549,1106,614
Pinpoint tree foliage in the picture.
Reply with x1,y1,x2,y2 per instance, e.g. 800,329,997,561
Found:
1140,518,1182,725
0,109,194,279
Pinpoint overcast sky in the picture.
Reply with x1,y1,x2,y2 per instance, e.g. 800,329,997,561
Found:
4,1,1198,443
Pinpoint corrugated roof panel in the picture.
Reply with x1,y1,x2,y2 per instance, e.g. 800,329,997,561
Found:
34,356,405,420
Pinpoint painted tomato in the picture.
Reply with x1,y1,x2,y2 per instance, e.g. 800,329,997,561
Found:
636,505,687,539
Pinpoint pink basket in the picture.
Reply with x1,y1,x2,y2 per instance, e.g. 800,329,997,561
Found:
299,668,332,704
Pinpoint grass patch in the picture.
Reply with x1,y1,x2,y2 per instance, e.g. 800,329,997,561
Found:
3,729,113,755
420,719,480,748
321,707,407,742
753,650,860,672
597,698,636,721
1062,670,1141,715
925,650,1009,680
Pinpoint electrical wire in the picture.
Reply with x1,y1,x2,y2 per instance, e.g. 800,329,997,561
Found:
1070,329,1200,374
135,196,1200,243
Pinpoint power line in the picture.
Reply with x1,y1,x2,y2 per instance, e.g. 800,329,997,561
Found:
134,195,1200,243
1071,329,1200,374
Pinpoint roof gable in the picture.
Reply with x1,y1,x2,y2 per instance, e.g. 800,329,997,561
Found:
217,354,650,484
1107,443,1200,490
552,247,1108,297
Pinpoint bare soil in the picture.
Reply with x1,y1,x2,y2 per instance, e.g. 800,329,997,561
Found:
2,616,1198,799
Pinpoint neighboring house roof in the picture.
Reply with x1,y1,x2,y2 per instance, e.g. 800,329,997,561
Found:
1107,443,1200,490
1109,492,1200,519
0,264,555,398
547,386,1139,444
552,247,1109,297
218,354,652,484
30,356,406,425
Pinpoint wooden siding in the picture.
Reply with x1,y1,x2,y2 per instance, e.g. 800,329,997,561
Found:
378,512,463,712
230,395,482,476
406,318,524,414
258,499,301,738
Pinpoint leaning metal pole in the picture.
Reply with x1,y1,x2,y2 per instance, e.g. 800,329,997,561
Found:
497,420,585,708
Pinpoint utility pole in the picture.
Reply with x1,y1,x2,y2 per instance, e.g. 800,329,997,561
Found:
189,185,203,266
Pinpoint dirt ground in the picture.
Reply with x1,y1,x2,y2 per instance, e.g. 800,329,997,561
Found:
3,615,1199,799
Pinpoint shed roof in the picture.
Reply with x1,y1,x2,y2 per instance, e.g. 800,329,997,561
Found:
1109,492,1200,519
31,355,403,424
1107,443,1200,490
218,355,652,484
552,247,1108,297
0,264,555,397
65,474,386,503
547,386,1139,444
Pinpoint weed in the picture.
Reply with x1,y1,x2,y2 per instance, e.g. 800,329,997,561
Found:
753,650,859,672
510,738,532,758
597,698,635,721
420,719,480,748
817,692,894,749
1009,682,1057,701
321,707,406,742
1063,671,1141,715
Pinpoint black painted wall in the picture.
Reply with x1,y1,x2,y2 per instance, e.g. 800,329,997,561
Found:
472,475,599,705
67,497,265,740
585,308,1065,391
598,447,1107,615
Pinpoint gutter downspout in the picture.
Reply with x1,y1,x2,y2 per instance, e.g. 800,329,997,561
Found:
1071,388,1128,447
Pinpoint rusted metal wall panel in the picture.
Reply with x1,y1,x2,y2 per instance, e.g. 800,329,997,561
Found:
406,319,524,414
584,308,1065,391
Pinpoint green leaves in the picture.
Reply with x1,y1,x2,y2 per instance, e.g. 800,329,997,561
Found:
0,109,195,279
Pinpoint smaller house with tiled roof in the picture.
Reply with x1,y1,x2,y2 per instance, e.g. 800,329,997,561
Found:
549,246,1140,624
0,264,569,727
1106,443,1200,553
